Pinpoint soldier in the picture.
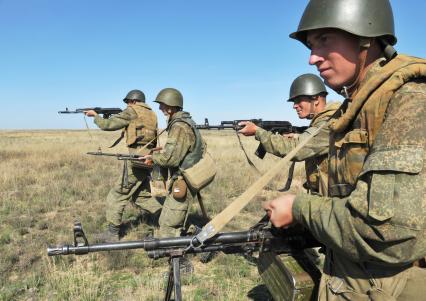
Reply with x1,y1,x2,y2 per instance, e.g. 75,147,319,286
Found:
85,89,161,240
263,0,426,300
141,88,205,237
239,73,339,196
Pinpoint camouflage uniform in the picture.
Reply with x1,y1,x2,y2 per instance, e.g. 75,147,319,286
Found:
292,55,426,300
255,102,340,195
94,102,161,227
152,111,203,237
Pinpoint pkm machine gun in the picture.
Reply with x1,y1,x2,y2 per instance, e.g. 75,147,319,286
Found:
47,220,320,301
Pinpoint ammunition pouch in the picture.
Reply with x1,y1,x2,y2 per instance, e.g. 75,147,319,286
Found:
180,148,216,192
257,251,320,301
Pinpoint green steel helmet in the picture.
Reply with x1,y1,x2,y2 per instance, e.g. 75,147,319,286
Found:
288,73,328,102
154,88,183,108
290,0,397,47
123,89,146,103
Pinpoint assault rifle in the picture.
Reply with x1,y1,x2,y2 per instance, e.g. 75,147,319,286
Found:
86,149,158,165
196,118,308,163
196,118,308,135
58,107,122,119
87,148,161,190
47,220,320,301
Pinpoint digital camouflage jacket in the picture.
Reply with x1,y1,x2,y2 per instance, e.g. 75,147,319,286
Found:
152,111,197,178
293,54,426,265
255,102,340,195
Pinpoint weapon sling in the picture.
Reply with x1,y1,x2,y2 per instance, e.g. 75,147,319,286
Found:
193,120,331,245
278,161,296,192
235,131,261,174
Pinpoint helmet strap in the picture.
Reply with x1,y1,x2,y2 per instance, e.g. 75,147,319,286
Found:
307,96,318,120
340,37,371,97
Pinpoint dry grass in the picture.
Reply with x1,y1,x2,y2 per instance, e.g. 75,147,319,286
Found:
0,129,306,300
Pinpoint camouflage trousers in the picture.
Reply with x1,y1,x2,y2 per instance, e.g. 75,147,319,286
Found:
156,178,194,238
106,166,162,226
318,250,426,301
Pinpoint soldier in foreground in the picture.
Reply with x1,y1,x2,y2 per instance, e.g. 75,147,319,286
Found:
239,73,339,196
85,90,161,240
141,88,206,237
264,0,426,300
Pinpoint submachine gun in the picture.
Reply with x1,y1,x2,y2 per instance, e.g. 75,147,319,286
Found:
47,219,320,301
58,107,122,119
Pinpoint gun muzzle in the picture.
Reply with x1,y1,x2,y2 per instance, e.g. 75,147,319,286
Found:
47,245,90,256
47,245,71,256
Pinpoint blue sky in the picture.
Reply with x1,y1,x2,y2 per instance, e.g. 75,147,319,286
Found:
1,0,425,129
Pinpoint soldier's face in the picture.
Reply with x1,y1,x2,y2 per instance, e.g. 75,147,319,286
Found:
292,97,313,119
159,103,170,117
306,29,360,91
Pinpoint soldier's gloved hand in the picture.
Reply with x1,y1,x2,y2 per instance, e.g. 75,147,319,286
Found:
262,194,296,228
238,121,258,136
84,110,98,117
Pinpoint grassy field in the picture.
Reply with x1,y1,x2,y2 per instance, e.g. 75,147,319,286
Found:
0,129,306,301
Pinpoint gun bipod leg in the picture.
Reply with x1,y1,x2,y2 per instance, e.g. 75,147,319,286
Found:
164,256,182,301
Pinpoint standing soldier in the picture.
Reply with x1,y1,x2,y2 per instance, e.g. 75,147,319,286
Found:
264,0,426,300
142,88,205,237
239,74,339,196
85,89,161,241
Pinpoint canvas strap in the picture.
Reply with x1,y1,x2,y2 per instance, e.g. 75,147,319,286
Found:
193,120,331,245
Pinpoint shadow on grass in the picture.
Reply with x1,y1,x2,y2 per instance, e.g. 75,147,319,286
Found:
247,284,273,301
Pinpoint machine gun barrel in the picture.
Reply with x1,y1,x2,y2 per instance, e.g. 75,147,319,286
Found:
48,229,270,256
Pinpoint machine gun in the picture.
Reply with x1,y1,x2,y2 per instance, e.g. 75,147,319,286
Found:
196,118,308,135
47,220,320,301
58,107,122,119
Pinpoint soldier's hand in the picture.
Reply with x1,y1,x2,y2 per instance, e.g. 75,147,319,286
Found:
140,155,153,166
84,110,98,117
263,194,296,228
238,121,258,136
